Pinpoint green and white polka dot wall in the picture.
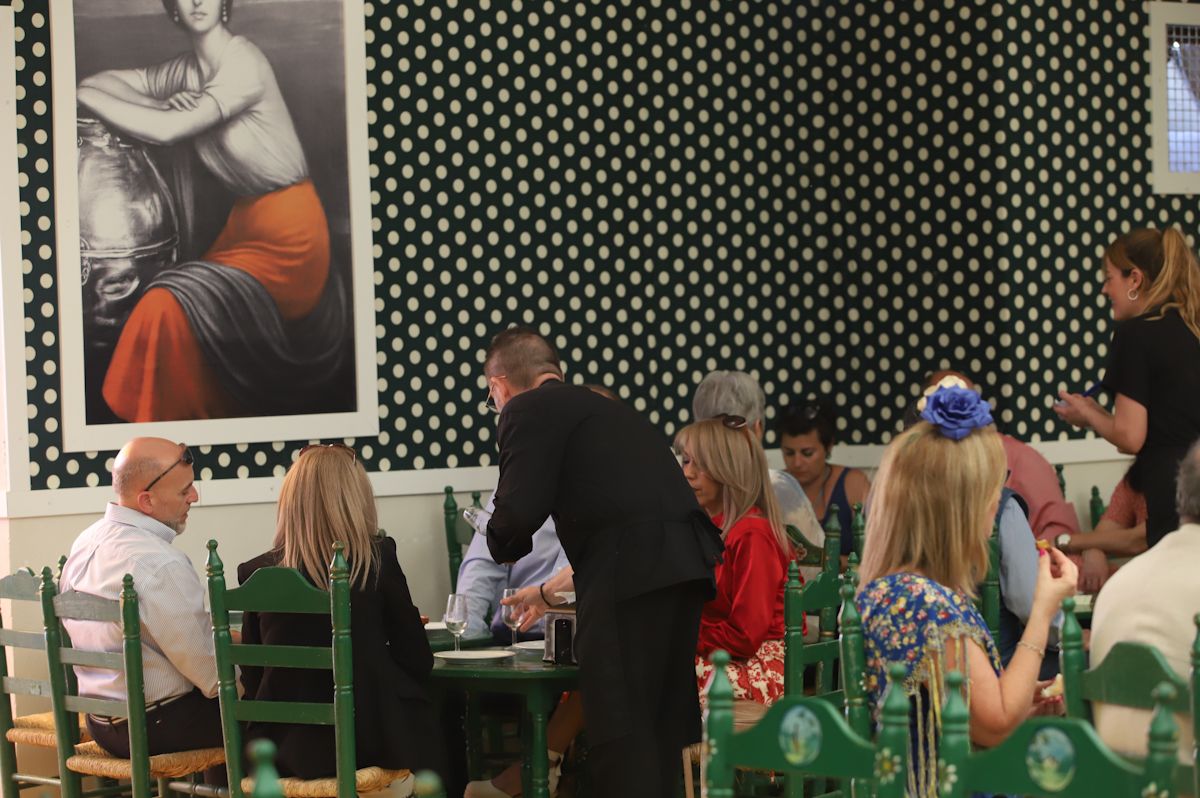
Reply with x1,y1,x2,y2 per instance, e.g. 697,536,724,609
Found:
6,0,1197,492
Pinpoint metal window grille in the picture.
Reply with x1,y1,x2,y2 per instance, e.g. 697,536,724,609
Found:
1167,24,1200,172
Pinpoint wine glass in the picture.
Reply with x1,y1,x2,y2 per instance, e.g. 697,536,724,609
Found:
462,506,491,534
444,594,469,652
500,588,521,648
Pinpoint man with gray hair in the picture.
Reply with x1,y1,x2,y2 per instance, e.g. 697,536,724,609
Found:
1089,437,1200,765
693,370,826,562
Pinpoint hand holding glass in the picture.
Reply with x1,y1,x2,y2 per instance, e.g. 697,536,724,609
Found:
500,588,521,647
444,594,469,652
462,506,490,534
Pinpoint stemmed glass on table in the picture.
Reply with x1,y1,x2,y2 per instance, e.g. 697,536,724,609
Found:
444,594,468,652
500,588,521,648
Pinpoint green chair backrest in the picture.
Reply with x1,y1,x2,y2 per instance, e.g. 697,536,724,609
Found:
823,505,842,575
207,540,355,798
0,567,82,798
443,487,484,591
785,525,824,568
783,562,846,798
1090,485,1107,529
940,669,1180,797
784,564,843,700
1055,463,1066,497
1060,600,1197,796
837,555,871,744
977,515,1002,643
851,502,866,561
41,570,154,798
705,651,909,798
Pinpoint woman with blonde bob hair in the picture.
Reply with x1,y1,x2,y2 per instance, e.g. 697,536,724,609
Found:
237,444,443,788
675,415,795,707
857,384,1077,797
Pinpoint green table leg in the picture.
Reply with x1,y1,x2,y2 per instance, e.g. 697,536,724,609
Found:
526,688,551,798
465,690,483,780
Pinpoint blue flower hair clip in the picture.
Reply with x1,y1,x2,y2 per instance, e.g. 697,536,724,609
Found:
916,376,994,441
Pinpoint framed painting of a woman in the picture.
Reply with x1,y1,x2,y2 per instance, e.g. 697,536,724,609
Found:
51,0,377,451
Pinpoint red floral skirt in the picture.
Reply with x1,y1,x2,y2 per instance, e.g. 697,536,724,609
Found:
696,638,786,707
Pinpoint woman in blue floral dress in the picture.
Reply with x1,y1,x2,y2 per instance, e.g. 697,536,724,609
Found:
855,380,1078,797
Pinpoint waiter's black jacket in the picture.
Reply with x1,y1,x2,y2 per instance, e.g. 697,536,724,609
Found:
487,380,723,744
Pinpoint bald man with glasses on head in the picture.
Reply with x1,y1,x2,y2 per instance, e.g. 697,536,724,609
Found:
60,436,225,763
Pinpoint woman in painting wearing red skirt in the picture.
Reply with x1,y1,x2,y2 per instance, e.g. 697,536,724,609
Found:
76,0,339,421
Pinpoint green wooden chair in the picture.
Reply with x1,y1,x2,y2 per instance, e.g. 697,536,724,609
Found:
823,505,843,574
1060,599,1198,796
939,668,1180,797
1090,485,1107,529
206,541,410,798
785,525,824,569
850,503,866,561
705,651,910,798
974,516,1002,643
40,571,225,798
442,487,484,591
837,556,871,744
0,567,96,798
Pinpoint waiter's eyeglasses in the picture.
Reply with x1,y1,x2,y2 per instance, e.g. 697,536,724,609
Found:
299,443,357,462
143,444,193,492
482,375,506,414
718,414,748,430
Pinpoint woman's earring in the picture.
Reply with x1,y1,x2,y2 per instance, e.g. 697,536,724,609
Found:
172,9,179,22
221,0,229,22
1126,287,1139,301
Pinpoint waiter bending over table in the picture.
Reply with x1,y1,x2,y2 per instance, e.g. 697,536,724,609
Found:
482,326,723,798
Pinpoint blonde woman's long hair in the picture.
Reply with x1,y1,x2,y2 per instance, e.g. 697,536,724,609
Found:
1107,226,1200,339
674,418,790,556
274,446,380,591
857,421,1006,598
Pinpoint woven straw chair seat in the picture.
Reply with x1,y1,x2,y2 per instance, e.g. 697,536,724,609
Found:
67,740,225,780
6,712,91,747
242,767,413,797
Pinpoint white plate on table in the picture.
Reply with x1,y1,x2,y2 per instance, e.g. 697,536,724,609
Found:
513,640,545,651
434,649,516,661
1072,593,1094,611
424,621,447,630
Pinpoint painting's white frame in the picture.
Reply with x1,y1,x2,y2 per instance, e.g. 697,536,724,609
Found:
48,0,378,452
1150,1,1200,194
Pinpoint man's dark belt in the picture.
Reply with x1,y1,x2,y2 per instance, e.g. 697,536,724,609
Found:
88,691,190,725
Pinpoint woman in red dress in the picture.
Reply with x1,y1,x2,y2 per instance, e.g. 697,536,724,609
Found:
674,414,799,706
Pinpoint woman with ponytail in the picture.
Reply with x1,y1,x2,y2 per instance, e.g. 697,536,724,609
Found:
1056,227,1200,547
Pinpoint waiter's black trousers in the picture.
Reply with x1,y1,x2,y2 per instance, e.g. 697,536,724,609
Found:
585,581,707,798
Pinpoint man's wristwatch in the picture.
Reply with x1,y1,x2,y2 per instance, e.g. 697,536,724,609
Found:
1054,532,1072,553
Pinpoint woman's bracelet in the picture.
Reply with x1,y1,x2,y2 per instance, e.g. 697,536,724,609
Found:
1017,640,1045,658
539,582,556,607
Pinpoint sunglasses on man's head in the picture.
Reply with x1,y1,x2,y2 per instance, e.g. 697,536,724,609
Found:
143,444,193,492
786,401,821,421
298,443,357,462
